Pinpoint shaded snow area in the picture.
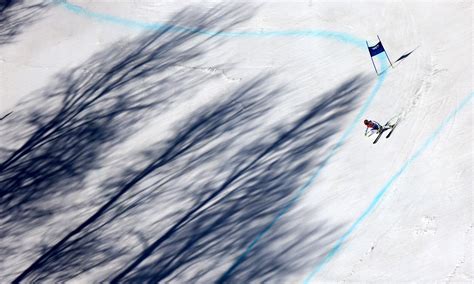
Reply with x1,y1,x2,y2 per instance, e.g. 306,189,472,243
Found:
0,0,472,282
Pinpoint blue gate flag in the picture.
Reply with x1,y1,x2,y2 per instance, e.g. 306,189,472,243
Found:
368,41,385,57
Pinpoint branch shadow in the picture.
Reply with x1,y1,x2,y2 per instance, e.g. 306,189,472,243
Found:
3,4,375,282
12,71,371,282
0,0,48,45
114,74,372,283
0,4,254,282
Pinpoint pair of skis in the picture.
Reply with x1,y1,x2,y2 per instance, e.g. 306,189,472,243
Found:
373,118,400,144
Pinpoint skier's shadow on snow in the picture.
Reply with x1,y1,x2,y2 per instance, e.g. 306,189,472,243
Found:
0,0,48,45
5,5,374,283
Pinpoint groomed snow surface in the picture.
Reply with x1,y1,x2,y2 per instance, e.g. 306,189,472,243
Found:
0,0,472,282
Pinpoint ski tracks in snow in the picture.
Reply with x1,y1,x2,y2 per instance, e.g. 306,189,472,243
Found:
304,91,473,282
445,224,473,282
39,2,473,282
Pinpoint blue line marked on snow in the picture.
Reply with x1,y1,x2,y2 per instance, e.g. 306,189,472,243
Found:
219,58,388,281
303,91,474,283
57,0,390,279
57,0,366,47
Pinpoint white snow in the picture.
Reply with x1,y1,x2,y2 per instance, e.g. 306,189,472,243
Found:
0,0,472,283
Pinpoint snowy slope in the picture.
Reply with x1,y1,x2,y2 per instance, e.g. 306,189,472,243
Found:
0,0,471,282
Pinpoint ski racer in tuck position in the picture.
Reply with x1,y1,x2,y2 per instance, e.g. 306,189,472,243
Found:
364,119,383,137
364,118,400,144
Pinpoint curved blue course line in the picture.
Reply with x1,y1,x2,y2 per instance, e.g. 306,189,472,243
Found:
57,0,388,279
304,91,474,283
58,0,366,46
220,65,388,281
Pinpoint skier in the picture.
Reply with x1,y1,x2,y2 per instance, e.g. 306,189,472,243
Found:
363,119,384,137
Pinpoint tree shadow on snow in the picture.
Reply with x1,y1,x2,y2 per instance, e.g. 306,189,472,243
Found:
113,74,372,283
0,5,254,282
11,65,371,282
0,0,48,45
2,4,375,282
